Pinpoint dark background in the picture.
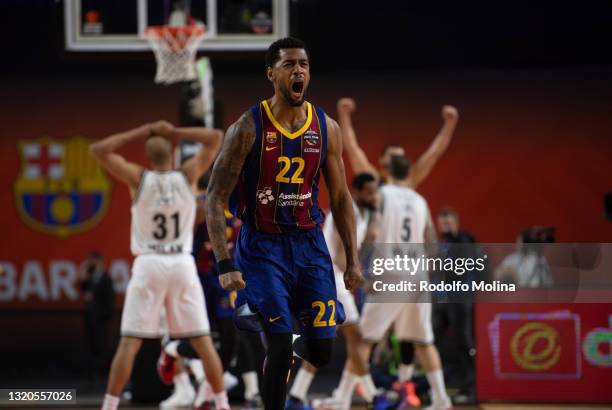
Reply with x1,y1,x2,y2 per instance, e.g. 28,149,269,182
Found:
2,0,612,76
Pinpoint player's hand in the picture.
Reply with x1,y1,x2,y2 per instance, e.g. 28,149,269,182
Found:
219,271,246,291
344,266,363,291
441,105,459,123
337,98,356,115
149,120,175,138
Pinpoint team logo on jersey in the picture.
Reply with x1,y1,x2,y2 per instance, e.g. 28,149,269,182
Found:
14,138,111,237
303,130,319,146
257,187,275,205
266,131,278,144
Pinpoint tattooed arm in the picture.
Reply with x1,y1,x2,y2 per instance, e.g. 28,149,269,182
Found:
206,112,255,291
323,115,363,291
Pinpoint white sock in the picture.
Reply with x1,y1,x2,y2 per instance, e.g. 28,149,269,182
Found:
101,393,119,410
242,371,260,400
398,364,414,382
212,390,229,409
164,340,180,358
334,369,359,403
175,372,192,393
359,374,378,402
190,360,205,383
289,367,315,402
426,369,449,405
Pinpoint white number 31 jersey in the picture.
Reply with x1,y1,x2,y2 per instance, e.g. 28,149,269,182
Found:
131,170,196,255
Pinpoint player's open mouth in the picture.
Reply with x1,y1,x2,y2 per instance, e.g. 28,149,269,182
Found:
291,80,304,96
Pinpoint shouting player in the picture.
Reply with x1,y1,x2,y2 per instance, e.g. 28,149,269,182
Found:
206,37,362,410
90,121,230,410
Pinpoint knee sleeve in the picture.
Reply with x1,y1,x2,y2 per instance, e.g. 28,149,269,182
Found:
303,338,334,369
399,340,415,365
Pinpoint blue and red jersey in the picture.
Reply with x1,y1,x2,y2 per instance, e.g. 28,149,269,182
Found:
230,100,328,233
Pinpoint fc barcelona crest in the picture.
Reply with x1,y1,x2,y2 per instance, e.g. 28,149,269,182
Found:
14,137,111,237
266,131,277,144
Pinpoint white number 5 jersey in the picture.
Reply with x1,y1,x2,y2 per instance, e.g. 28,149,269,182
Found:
377,184,430,244
131,170,196,255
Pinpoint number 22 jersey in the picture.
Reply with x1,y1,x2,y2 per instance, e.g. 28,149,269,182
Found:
230,100,328,233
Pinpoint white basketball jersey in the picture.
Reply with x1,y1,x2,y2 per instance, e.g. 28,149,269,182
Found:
377,184,430,244
131,170,196,256
323,201,370,272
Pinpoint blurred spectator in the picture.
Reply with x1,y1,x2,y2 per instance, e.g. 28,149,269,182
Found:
79,251,116,377
434,207,479,404
494,227,554,287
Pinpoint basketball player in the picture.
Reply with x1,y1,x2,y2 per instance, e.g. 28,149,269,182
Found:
336,97,458,188
357,155,453,410
286,173,377,410
205,37,362,410
90,120,230,410
337,97,458,407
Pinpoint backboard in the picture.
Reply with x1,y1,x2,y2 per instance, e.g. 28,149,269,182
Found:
64,0,289,51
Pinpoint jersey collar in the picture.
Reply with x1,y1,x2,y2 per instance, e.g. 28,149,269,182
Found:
261,100,312,140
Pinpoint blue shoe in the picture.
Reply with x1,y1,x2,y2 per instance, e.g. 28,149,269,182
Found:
285,396,313,410
367,390,400,410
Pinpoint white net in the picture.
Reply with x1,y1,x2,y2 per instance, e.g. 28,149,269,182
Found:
145,25,206,85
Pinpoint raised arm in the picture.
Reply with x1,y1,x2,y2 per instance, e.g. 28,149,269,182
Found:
407,105,459,189
176,127,224,188
89,122,170,193
206,112,255,291
323,115,363,291
337,97,379,179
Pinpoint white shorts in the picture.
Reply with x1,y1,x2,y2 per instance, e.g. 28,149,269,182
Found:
121,253,210,339
335,272,359,324
359,302,433,344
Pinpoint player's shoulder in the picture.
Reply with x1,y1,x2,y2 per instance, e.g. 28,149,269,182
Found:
231,109,257,136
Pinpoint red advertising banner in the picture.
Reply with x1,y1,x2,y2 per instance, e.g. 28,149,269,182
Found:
476,304,612,403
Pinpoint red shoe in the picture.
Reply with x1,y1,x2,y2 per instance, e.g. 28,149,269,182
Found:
393,381,421,409
157,350,176,385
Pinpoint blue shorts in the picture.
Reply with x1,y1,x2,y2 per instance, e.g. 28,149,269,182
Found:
234,224,344,339
200,272,236,320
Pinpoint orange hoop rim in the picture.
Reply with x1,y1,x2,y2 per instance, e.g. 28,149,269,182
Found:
145,24,206,39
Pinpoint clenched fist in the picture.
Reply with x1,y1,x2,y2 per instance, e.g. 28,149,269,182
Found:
219,271,246,291
344,265,364,291
441,105,459,122
337,97,356,115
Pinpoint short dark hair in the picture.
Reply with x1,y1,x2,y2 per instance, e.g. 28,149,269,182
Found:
382,143,403,156
352,172,376,191
265,37,309,68
389,155,411,180
438,207,458,218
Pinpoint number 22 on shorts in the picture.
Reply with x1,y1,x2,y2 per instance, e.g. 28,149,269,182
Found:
312,300,337,327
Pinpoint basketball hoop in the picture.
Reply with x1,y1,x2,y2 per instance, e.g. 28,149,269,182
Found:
145,24,205,85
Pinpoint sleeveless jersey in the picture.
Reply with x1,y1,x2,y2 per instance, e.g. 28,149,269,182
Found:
378,184,430,244
230,100,327,233
131,170,196,255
